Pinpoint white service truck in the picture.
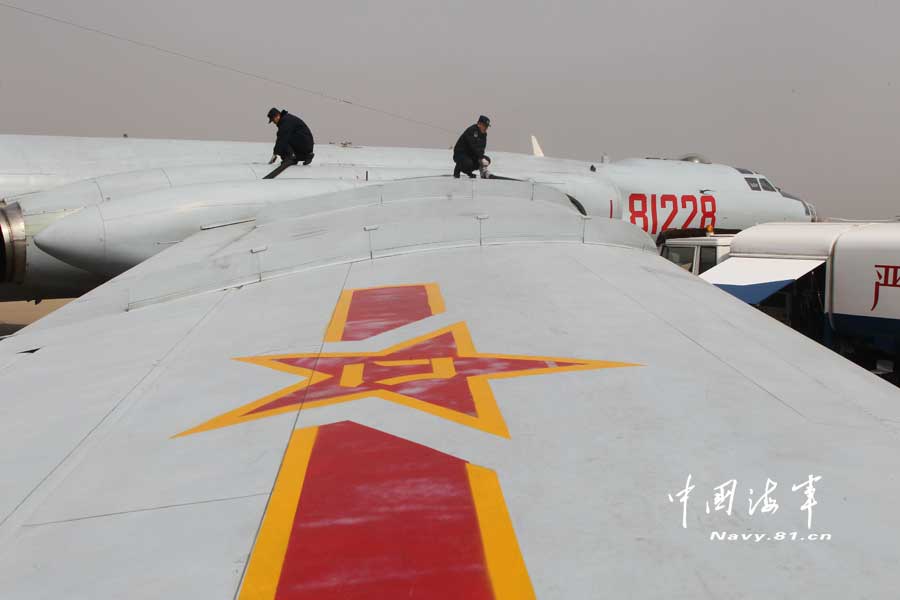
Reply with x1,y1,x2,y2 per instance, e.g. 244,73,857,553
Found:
661,222,900,383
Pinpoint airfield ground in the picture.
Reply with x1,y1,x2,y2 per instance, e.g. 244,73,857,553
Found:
0,300,70,336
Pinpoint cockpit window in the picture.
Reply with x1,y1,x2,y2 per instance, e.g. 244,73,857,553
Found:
736,167,755,175
759,178,776,192
745,177,761,191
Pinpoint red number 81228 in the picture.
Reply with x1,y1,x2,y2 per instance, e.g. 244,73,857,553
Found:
628,193,716,234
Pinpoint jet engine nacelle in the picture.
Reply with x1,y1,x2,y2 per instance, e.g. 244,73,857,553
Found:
0,201,26,284
0,199,103,301
0,164,285,299
0,162,450,301
34,179,363,278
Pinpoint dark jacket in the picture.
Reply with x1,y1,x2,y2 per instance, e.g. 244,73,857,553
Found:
453,124,487,163
273,111,314,159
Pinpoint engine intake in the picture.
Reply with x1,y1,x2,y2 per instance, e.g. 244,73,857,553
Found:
0,201,26,283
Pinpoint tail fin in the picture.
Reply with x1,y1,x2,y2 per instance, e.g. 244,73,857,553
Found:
530,135,545,158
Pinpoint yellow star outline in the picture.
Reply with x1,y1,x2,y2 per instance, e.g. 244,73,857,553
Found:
176,322,638,438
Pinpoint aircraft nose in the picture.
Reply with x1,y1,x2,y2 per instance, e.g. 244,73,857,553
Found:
34,206,107,274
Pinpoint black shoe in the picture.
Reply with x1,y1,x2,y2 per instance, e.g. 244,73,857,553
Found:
302,153,314,166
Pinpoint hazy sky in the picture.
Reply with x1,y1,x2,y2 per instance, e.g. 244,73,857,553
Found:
1,0,898,219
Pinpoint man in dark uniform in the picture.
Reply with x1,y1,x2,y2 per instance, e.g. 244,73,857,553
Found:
267,107,315,167
453,115,491,178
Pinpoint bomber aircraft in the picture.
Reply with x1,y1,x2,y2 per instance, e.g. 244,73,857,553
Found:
3,135,897,599
0,134,814,301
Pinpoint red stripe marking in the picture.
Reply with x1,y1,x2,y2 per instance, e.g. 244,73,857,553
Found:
342,286,434,341
274,422,495,599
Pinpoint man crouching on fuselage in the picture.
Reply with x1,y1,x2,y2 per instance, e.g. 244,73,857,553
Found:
453,115,491,178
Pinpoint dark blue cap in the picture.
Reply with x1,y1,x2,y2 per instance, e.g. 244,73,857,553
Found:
267,107,280,122
478,115,491,127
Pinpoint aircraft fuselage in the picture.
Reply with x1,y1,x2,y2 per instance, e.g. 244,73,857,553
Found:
0,135,813,301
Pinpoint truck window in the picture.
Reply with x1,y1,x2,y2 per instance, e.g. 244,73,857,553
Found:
662,246,696,272
698,246,718,274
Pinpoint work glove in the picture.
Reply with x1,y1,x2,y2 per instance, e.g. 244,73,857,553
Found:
479,156,491,178
268,155,277,165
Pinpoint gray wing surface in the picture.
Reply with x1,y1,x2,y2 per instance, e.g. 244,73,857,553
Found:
0,178,898,599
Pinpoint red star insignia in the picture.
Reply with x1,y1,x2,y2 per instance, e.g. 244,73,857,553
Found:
177,322,636,438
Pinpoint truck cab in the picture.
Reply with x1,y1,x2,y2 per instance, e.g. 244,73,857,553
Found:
659,234,734,275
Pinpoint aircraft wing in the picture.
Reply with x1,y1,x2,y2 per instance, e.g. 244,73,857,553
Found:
1,178,898,599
